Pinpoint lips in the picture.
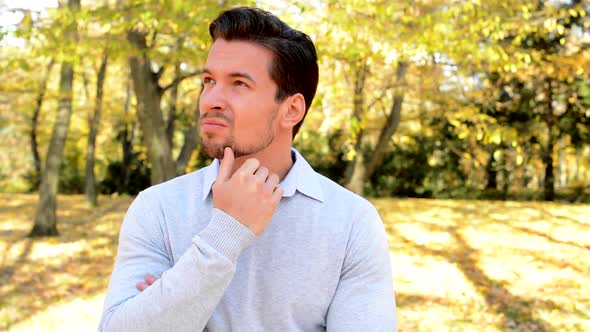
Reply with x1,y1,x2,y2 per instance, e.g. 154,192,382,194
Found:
201,118,228,131
201,119,227,126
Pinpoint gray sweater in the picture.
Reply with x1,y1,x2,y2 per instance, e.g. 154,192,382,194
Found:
99,149,396,331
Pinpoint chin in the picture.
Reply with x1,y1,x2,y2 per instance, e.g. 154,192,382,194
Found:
201,144,222,159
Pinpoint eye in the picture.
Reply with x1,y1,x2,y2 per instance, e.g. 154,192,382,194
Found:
234,80,248,87
203,77,215,85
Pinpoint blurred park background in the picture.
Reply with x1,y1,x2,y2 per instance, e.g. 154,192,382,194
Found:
0,0,589,331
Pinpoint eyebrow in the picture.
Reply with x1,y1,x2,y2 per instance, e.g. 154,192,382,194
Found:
202,68,256,84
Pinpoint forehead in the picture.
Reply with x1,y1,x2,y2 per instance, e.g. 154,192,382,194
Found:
205,39,274,79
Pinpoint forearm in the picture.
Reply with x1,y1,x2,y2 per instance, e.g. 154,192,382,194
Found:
100,209,255,332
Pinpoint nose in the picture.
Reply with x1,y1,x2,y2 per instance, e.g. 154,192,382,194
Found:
199,83,227,114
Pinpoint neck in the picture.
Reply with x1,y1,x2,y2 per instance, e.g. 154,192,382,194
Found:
230,137,294,181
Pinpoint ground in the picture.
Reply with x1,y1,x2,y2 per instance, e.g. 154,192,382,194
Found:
0,193,589,331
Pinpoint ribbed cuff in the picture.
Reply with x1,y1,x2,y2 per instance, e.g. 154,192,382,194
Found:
196,208,256,262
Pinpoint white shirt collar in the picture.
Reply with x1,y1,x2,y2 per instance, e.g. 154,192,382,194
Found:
201,148,324,202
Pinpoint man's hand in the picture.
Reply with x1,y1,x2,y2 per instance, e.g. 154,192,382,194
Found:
212,147,284,235
136,274,158,292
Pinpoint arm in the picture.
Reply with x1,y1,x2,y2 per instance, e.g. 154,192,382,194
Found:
100,148,282,332
98,192,255,332
326,204,397,331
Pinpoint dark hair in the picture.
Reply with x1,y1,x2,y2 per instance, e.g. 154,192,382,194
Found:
209,7,319,138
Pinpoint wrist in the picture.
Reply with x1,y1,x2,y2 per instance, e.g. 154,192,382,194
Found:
196,208,256,262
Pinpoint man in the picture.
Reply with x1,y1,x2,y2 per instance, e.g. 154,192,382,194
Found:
99,7,396,332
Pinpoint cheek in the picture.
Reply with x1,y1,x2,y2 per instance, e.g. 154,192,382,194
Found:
229,91,277,130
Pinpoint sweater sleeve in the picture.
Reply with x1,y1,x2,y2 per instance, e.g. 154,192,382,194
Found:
325,204,397,332
98,192,255,332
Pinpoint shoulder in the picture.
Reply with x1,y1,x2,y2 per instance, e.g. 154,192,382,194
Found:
138,167,206,204
122,168,209,231
314,172,379,218
315,172,375,209
313,173,388,261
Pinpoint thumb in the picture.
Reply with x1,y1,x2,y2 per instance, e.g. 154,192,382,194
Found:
216,147,234,182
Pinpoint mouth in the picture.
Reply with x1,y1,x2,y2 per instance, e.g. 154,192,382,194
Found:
200,119,228,132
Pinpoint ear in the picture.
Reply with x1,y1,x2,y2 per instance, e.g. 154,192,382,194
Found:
279,93,306,131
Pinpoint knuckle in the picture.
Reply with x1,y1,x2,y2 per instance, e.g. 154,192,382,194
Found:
267,174,278,184
247,178,260,192
239,171,250,182
262,186,273,196
247,158,260,168
252,178,262,188
247,172,257,182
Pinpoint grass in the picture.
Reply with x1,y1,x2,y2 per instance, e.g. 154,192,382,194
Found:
0,194,133,331
1,193,589,331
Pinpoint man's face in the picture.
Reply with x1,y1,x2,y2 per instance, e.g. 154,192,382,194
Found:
199,39,282,159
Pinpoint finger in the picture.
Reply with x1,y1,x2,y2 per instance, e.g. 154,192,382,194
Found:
216,147,234,182
145,274,157,285
254,166,269,183
236,158,261,179
264,174,280,193
136,281,148,291
272,185,284,201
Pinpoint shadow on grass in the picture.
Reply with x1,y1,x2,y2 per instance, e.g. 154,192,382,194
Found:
0,195,132,329
396,291,456,307
449,226,555,331
508,224,590,252
537,205,590,227
396,226,556,332
0,238,34,284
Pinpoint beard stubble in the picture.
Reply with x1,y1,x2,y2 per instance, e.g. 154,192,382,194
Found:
200,109,277,160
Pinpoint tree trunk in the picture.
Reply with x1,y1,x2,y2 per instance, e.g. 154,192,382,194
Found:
345,152,367,194
119,73,134,193
543,79,556,201
85,51,108,206
29,59,55,189
166,63,180,150
30,0,80,237
543,127,556,201
574,147,584,184
485,150,498,190
558,136,567,189
345,61,409,193
501,149,510,200
30,65,73,236
128,30,176,185
344,60,369,193
166,38,184,149
176,123,199,175
366,61,409,177
176,86,203,175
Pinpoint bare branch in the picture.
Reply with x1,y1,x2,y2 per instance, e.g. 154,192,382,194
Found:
156,65,166,80
161,70,202,93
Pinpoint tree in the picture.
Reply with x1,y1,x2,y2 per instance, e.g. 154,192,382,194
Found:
29,58,55,189
30,0,80,237
482,1,590,200
84,50,108,206
122,1,231,185
310,1,501,193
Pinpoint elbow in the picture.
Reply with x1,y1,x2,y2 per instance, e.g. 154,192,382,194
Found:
98,305,120,332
